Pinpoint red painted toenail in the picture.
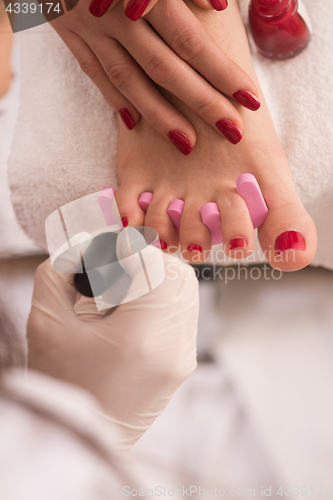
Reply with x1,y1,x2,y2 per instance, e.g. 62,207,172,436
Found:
275,231,305,254
121,216,129,228
208,0,228,11
158,239,168,250
233,90,261,111
229,238,247,250
118,108,136,130
187,244,203,252
216,119,243,144
168,131,193,156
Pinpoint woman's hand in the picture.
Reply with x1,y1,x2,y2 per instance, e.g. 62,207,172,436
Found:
89,0,228,21
27,252,199,453
50,0,260,152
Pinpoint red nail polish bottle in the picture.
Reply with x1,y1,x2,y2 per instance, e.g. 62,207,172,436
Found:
249,0,310,60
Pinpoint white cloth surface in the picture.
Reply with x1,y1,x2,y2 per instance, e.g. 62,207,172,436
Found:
133,265,333,499
0,370,135,500
0,369,258,500
7,26,119,250
7,0,333,268
0,37,39,257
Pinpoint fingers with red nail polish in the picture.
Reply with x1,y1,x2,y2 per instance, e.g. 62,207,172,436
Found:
89,0,114,17
168,131,194,156
125,0,150,21
208,0,228,11
216,119,243,144
119,109,136,130
233,90,261,111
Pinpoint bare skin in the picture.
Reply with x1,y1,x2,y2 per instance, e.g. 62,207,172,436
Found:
115,0,317,272
0,7,13,99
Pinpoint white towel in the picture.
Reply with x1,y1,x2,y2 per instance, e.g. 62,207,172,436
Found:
0,36,39,256
8,27,119,249
8,0,333,269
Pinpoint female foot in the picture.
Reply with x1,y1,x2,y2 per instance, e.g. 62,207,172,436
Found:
115,102,316,272
114,1,316,272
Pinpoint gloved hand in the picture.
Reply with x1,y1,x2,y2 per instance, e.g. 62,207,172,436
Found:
27,250,199,454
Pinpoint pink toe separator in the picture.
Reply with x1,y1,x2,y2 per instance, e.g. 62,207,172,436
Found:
98,187,118,226
167,199,185,233
138,193,185,233
200,174,268,245
236,173,268,228
138,192,154,213
117,174,268,246
200,203,223,245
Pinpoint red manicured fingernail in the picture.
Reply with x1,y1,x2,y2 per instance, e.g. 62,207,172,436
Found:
168,131,193,156
216,119,243,144
233,90,261,111
125,0,150,21
121,216,128,228
187,243,203,253
229,238,247,250
208,0,228,11
119,108,136,130
275,231,305,254
89,0,113,17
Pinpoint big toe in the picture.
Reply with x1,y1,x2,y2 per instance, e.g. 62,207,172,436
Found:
258,197,317,272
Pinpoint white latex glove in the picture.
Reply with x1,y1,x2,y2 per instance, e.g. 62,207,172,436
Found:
27,251,199,454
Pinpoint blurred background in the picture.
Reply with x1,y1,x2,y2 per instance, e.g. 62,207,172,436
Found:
1,7,333,498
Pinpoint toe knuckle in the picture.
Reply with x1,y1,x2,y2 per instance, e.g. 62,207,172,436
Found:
146,213,167,231
173,28,206,64
220,194,238,213
104,61,134,92
146,54,179,86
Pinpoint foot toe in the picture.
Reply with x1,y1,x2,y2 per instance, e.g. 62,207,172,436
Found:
145,194,180,252
258,199,317,272
216,190,255,259
180,199,212,263
114,184,146,227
